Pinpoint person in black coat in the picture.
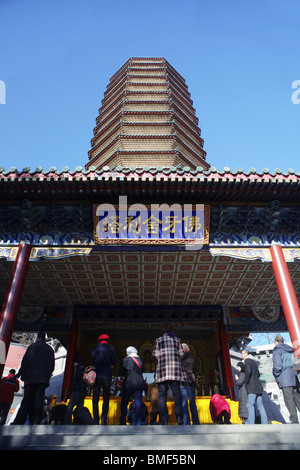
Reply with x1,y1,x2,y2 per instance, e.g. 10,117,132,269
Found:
13,331,55,424
64,355,87,424
91,334,117,424
235,361,248,422
119,346,144,425
242,349,268,424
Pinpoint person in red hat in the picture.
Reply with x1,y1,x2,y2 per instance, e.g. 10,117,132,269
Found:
91,334,116,424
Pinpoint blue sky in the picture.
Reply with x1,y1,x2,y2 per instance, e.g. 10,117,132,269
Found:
0,1,297,344
248,331,291,347
0,0,299,173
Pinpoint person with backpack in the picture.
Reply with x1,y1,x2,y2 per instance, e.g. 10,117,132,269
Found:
119,346,144,425
272,335,300,423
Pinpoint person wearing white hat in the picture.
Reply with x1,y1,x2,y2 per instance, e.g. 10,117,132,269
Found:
119,346,145,425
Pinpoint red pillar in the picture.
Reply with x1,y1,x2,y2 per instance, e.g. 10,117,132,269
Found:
61,321,78,402
0,244,31,378
218,321,236,400
270,243,300,358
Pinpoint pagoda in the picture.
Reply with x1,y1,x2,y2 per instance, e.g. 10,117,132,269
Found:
0,58,300,424
87,57,209,171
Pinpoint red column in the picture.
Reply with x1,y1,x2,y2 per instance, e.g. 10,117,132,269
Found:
61,321,78,402
0,244,31,378
218,321,236,400
270,243,300,358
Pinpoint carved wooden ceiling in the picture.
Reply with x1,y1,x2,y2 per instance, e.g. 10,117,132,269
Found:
1,249,299,309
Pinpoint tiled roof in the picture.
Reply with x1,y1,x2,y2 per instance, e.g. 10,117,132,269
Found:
0,165,298,178
0,166,299,203
87,57,208,170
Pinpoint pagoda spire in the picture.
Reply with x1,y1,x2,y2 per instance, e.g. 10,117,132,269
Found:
86,57,209,171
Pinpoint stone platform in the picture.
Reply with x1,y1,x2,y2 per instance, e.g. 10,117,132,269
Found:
1,424,300,450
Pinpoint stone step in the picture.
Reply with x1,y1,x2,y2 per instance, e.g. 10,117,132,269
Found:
1,424,300,450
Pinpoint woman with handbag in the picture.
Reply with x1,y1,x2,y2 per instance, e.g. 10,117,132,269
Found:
119,346,145,425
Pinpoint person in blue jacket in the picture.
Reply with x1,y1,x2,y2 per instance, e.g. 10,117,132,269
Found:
91,334,117,424
272,335,300,423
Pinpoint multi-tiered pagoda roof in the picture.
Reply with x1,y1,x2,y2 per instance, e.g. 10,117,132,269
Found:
87,57,209,171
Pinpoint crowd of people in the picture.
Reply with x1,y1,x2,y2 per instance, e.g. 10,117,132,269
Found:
1,329,300,426
1,331,54,425
235,336,300,424
66,323,199,426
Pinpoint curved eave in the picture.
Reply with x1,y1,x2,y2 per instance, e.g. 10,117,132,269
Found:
0,167,299,203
